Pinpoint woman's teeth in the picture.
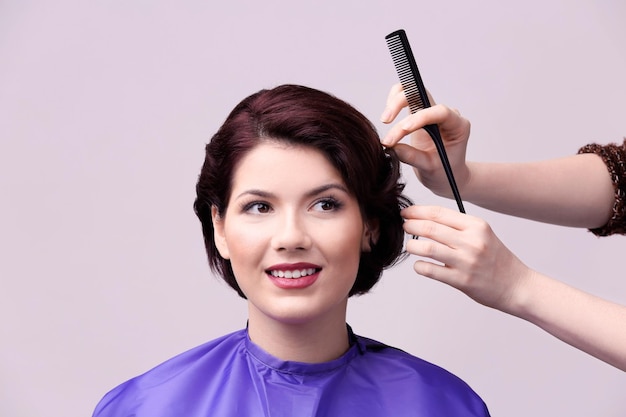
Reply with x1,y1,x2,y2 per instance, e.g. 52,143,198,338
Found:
270,268,316,279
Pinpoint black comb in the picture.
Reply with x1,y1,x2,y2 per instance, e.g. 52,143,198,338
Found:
385,29,465,213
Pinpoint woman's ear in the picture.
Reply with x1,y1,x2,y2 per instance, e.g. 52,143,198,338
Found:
211,206,230,259
361,219,380,252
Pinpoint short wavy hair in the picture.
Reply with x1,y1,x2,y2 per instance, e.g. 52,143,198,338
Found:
194,84,411,298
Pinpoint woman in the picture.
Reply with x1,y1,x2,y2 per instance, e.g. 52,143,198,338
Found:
380,83,626,371
92,85,490,416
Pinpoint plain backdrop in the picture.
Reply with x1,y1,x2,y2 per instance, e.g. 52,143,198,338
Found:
1,1,625,416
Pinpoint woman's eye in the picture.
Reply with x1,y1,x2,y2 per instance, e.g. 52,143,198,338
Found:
313,199,340,212
245,202,271,214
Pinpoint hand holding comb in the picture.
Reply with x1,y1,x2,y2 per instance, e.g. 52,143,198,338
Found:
385,29,466,213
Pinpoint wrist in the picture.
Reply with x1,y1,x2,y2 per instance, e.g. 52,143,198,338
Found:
504,268,549,323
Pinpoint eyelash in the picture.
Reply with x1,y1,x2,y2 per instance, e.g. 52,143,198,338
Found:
313,196,343,212
239,196,344,214
241,201,271,214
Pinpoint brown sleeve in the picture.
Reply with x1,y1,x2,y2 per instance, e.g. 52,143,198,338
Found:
577,138,626,236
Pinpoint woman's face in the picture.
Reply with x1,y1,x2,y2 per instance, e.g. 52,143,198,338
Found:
212,140,376,326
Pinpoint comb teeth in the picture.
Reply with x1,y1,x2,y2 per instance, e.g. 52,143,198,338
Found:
385,31,429,114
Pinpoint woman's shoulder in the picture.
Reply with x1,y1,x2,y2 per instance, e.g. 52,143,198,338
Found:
352,333,490,416
355,333,459,377
91,328,247,417
130,329,246,385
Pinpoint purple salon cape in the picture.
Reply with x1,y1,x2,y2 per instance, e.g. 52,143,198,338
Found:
93,326,490,416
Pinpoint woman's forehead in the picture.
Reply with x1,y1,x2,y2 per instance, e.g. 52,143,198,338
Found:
230,141,346,192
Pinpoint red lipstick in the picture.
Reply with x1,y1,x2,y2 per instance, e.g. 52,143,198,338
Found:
266,263,321,289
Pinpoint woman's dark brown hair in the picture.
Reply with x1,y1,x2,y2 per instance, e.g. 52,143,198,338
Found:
194,84,411,298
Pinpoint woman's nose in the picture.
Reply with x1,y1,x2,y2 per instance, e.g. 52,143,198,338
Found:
271,212,312,251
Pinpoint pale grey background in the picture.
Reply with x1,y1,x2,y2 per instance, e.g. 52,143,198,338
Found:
1,1,625,416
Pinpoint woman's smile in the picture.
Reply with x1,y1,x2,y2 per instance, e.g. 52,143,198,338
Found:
266,262,322,289
268,269,317,279
266,262,321,279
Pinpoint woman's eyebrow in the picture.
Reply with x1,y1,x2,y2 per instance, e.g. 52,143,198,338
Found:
234,183,349,201
304,183,350,198
234,189,273,200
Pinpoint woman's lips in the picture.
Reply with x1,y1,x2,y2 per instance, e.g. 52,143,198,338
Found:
266,263,321,289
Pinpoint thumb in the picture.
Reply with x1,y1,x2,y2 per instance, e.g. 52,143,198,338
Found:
393,142,429,169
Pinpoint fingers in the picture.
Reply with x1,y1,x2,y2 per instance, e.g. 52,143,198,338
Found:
380,83,405,124
402,204,532,310
411,259,457,285
402,204,470,233
381,104,466,147
380,83,469,147
402,208,469,288
392,142,431,169
406,236,457,269
381,84,439,124
401,204,494,270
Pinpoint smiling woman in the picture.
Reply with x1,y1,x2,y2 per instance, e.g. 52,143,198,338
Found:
212,142,372,361
91,84,491,417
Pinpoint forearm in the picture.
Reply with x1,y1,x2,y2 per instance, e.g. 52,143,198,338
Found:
460,154,614,228
507,269,626,371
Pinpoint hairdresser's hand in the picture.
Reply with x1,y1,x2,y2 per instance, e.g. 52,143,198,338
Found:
401,204,533,312
380,84,471,199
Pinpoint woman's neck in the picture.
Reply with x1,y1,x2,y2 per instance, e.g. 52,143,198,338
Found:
246,307,350,363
